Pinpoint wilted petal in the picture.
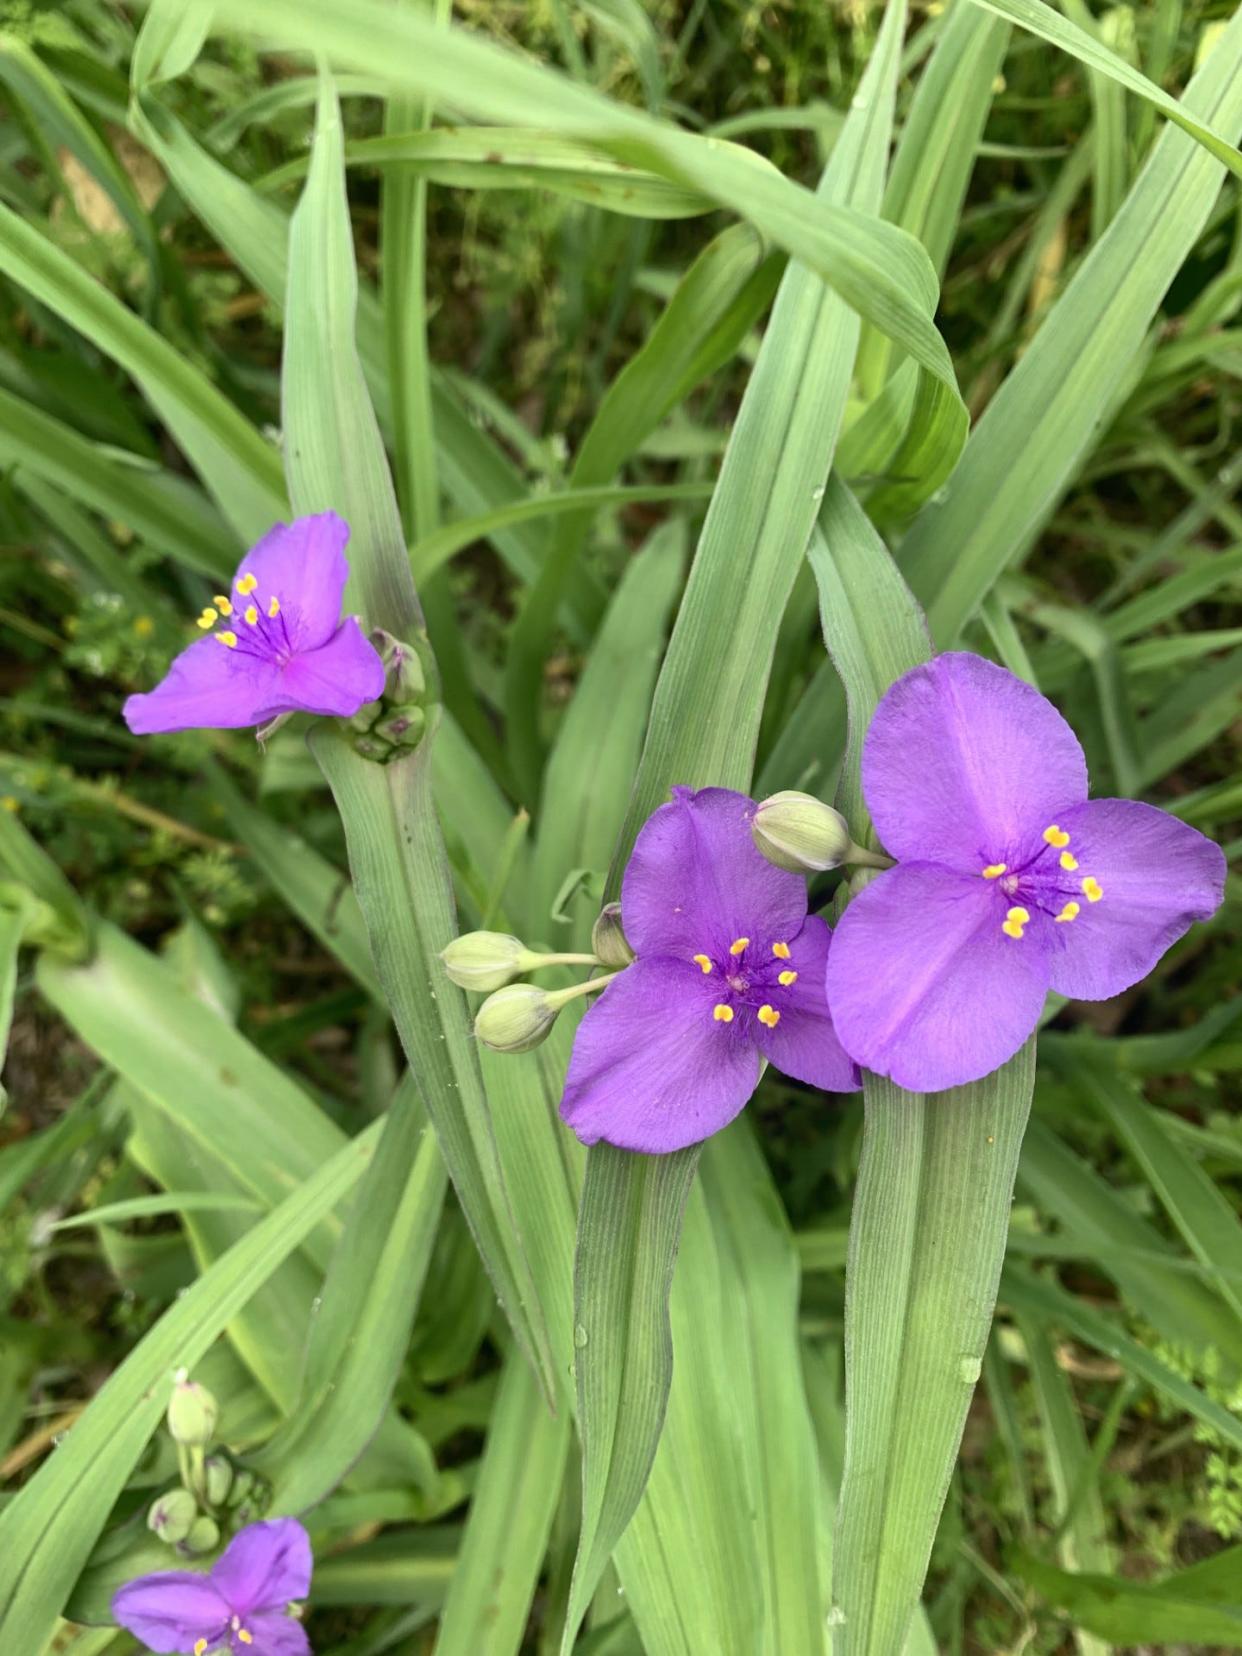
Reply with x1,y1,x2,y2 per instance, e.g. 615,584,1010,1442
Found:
863,653,1089,873
826,862,1052,1092
210,1518,313,1616
239,513,350,651
1045,797,1226,1000
753,915,860,1092
277,618,386,718
243,1611,313,1656
111,1571,229,1654
560,957,761,1153
123,637,283,734
621,787,807,961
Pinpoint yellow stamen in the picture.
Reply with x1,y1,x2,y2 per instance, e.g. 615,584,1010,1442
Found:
215,630,238,649
236,571,258,595
238,1634,253,1648
1054,901,1080,924
982,863,1007,879
244,604,259,625
1001,904,1030,940
757,1004,780,1028
712,1003,734,1023
778,970,798,987
196,608,217,630
1043,824,1071,848
729,937,749,955
268,596,280,618
771,941,791,959
213,595,233,616
1059,851,1078,871
1082,876,1103,903
194,1643,208,1656
692,954,712,974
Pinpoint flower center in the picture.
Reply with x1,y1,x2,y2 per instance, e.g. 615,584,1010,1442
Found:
701,937,798,1028
194,569,293,666
230,1615,255,1648
980,825,1103,937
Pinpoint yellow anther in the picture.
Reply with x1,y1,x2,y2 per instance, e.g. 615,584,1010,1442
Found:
712,1003,734,1023
215,630,238,649
771,941,791,959
1043,825,1071,848
268,595,280,618
1059,851,1078,871
243,604,259,625
213,595,233,616
757,1004,780,1028
778,970,798,987
692,954,713,974
981,863,1007,879
196,608,217,630
236,572,258,595
1054,901,1080,924
729,937,749,955
1001,905,1030,940
238,1634,254,1648
1082,876,1103,903
194,1643,208,1656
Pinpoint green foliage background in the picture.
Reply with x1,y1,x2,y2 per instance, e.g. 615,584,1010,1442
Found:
0,1,1240,1652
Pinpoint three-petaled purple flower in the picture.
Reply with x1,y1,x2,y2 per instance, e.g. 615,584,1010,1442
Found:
112,1517,313,1655
560,786,859,1153
123,513,385,734
826,652,1226,1092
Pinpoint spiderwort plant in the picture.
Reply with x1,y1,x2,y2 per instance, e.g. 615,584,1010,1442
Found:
123,514,385,735
824,652,1227,1092
112,1517,313,1655
555,786,860,1152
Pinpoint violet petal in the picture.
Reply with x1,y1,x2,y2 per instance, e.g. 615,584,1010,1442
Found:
753,915,860,1092
826,862,1052,1092
111,1572,229,1653
238,513,350,652
620,786,807,962
210,1518,313,1616
123,636,284,734
1045,797,1226,1000
862,653,1089,873
560,956,761,1153
276,617,387,718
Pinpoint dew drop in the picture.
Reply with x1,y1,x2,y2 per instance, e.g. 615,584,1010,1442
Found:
957,1355,982,1384
573,1323,589,1349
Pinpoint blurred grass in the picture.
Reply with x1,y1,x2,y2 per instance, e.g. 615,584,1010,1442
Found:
0,1,1239,1652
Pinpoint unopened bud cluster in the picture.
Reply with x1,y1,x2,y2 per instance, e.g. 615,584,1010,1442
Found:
443,918,633,1055
350,631,433,762
150,1371,269,1557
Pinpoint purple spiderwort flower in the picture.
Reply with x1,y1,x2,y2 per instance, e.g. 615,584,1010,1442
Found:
112,1517,312,1655
826,652,1226,1092
123,513,385,734
560,786,860,1153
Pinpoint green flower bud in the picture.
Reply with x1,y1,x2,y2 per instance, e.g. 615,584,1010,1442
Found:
225,1466,266,1514
203,1454,233,1508
441,931,539,992
166,1371,218,1448
474,983,559,1054
752,791,854,873
183,1515,220,1555
591,904,633,968
373,707,426,749
147,1488,198,1545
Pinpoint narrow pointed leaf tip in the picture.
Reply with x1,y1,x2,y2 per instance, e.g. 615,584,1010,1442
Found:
123,513,386,735
826,652,1226,1092
112,1517,313,1655
559,785,860,1153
